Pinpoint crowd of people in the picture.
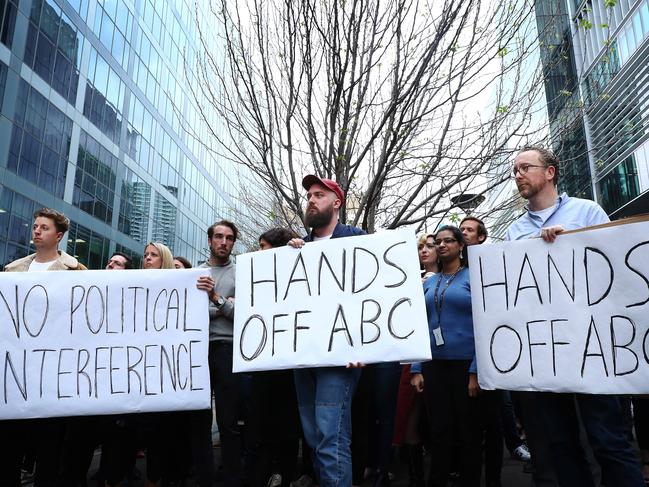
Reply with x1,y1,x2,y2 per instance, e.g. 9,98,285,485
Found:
1,145,648,487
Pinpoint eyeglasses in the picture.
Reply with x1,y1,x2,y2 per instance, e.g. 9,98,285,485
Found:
433,238,458,246
512,163,546,177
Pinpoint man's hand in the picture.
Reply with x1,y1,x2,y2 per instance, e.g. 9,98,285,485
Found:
468,373,481,398
287,238,306,248
410,373,424,393
346,362,365,368
540,225,565,243
196,275,219,302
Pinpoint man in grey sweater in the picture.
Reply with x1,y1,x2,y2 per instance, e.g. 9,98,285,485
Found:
196,219,240,486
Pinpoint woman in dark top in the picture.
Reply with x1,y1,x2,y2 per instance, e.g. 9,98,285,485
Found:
251,228,302,487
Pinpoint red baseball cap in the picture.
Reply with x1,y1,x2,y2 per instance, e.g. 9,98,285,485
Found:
302,175,344,202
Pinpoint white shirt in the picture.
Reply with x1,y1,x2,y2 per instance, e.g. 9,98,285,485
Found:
28,259,57,271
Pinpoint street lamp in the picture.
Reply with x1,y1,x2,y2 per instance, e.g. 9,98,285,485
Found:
451,193,485,214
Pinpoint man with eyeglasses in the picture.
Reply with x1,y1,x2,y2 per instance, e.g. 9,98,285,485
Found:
195,220,240,486
105,252,133,270
505,146,644,487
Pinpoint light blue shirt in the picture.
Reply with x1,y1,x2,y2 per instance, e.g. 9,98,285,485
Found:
505,192,609,241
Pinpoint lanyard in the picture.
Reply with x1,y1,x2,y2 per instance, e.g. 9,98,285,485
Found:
433,266,463,328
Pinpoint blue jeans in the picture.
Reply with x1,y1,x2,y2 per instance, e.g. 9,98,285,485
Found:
539,392,644,487
294,367,361,487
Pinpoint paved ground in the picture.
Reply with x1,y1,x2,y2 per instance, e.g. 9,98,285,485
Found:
22,446,533,486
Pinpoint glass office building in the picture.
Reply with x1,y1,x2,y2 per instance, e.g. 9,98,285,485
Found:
537,0,649,217
0,0,242,269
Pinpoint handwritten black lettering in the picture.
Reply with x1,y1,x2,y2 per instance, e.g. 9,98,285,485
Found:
4,350,27,403
76,349,91,397
514,254,543,307
240,315,267,361
526,320,547,377
479,253,508,312
94,347,109,398
584,247,613,306
610,315,638,376
387,298,413,339
251,253,278,306
160,344,177,392
547,251,575,303
352,247,379,294
360,299,381,344
490,326,522,373
0,285,20,338
57,348,73,399
84,285,105,334
293,310,311,352
625,241,649,308
318,250,346,295
550,319,569,376
272,314,289,356
189,340,203,391
328,305,353,352
581,315,609,377
23,285,49,337
126,346,143,394
383,241,407,288
70,285,86,334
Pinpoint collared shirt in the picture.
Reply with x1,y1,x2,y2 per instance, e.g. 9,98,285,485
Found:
505,192,609,241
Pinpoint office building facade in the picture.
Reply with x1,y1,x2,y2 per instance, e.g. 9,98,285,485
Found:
0,0,241,269
537,0,649,217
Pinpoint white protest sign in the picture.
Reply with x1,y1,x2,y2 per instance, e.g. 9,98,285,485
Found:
0,268,211,419
469,219,649,394
233,228,431,372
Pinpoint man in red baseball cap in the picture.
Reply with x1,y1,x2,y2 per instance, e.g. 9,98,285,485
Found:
300,175,347,239
287,174,365,486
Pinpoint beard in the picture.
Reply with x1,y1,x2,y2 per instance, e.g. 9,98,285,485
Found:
305,205,335,229
517,179,543,200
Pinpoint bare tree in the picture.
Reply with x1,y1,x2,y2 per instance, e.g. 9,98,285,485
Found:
189,0,548,233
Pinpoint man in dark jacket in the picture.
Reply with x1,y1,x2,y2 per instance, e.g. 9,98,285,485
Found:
288,175,364,487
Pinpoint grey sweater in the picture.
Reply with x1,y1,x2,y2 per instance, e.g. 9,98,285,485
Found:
199,260,236,342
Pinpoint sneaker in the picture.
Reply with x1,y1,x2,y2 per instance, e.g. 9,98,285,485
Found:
267,474,282,487
512,444,531,462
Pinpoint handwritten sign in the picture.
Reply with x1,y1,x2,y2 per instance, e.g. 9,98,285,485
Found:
233,228,431,372
0,269,210,419
469,219,649,394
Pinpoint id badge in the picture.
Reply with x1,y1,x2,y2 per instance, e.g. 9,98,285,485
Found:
433,327,444,346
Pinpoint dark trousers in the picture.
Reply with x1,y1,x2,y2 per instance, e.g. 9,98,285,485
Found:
632,396,649,450
34,418,68,487
539,393,644,487
482,390,504,486
209,341,243,487
422,360,482,487
0,420,24,487
515,391,558,487
500,391,523,453
351,363,401,483
187,408,216,486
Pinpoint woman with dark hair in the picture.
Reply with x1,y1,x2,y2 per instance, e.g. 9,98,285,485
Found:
410,225,482,487
173,256,192,269
259,227,298,250
250,228,301,487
